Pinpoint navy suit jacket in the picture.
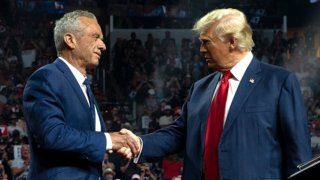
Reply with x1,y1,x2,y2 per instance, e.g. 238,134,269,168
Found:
140,57,312,180
23,59,107,180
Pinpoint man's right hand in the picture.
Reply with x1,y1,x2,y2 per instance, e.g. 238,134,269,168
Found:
109,128,141,159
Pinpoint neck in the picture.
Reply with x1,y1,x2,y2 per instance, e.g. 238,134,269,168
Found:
59,52,87,76
222,51,249,71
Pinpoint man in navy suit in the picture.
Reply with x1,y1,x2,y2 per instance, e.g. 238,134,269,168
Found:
22,10,139,180
128,8,312,180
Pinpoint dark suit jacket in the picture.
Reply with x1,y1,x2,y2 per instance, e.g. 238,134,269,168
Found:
140,57,312,180
23,58,107,180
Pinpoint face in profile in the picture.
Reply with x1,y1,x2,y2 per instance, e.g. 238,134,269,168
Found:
199,25,230,71
74,16,106,68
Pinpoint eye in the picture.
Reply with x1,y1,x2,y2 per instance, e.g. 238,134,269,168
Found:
201,40,211,46
90,33,101,41
93,35,100,40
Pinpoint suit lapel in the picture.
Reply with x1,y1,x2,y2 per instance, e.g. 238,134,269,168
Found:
221,57,262,137
94,101,106,132
87,92,107,132
200,72,221,151
54,58,96,130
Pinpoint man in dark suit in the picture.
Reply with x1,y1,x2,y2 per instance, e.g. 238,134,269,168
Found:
128,8,312,180
22,10,139,180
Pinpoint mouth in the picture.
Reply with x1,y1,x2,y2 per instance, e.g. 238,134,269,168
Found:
205,58,217,66
94,52,101,59
204,57,212,62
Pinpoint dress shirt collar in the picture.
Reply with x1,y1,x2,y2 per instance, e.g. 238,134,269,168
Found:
59,57,86,86
230,51,253,81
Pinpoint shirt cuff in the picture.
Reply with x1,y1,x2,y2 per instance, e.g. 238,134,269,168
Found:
105,133,112,150
133,137,143,163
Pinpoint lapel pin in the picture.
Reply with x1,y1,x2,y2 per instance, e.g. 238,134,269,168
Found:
249,78,255,84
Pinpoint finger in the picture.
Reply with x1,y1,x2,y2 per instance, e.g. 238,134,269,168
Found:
110,130,140,155
125,147,133,159
117,147,132,159
120,128,128,134
123,131,140,156
132,136,141,155
118,147,126,153
121,129,141,153
126,136,138,156
110,132,129,150
116,147,127,157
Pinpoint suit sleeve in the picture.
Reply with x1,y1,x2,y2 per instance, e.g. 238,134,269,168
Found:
138,85,194,159
23,69,106,163
140,110,187,158
278,72,312,177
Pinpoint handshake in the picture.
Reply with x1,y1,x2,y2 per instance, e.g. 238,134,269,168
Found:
109,129,141,159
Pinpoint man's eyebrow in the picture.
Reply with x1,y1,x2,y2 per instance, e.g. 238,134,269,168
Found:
199,38,210,42
91,32,104,40
199,35,210,40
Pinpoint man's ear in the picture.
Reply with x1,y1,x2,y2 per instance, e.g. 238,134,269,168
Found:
229,37,237,50
64,33,76,49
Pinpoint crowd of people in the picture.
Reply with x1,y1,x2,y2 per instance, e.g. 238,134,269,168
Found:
0,1,320,180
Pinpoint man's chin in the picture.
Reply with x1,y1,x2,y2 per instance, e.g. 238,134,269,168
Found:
87,62,99,69
207,62,217,69
93,59,100,65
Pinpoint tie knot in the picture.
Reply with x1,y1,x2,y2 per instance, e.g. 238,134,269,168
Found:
83,79,90,86
222,70,232,80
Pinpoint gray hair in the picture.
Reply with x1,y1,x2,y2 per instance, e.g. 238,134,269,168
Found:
54,10,97,53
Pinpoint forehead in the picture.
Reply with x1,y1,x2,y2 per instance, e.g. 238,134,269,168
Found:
199,23,217,40
79,16,102,34
79,16,97,24
22,145,29,150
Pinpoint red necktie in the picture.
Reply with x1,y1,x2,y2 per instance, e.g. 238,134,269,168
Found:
204,70,232,180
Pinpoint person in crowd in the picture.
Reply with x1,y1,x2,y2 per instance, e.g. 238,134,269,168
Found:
158,105,173,128
103,168,116,180
0,138,11,180
127,8,312,180
164,77,182,108
119,159,139,179
22,10,139,180
102,152,116,171
10,144,30,180
137,163,157,180
161,153,183,180
0,162,8,180
120,160,157,180
161,31,176,54
144,88,159,115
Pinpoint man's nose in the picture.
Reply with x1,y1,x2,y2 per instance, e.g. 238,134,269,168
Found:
200,44,206,52
99,40,106,51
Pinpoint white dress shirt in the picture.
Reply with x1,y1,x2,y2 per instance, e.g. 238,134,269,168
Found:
213,52,253,125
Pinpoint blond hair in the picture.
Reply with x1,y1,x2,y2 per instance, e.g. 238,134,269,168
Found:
193,8,254,52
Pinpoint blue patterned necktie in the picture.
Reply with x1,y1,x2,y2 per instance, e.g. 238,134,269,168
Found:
83,79,95,121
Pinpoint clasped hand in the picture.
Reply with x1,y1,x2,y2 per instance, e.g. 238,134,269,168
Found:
109,128,141,159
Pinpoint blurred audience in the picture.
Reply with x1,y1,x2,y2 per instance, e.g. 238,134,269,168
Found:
0,0,319,179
